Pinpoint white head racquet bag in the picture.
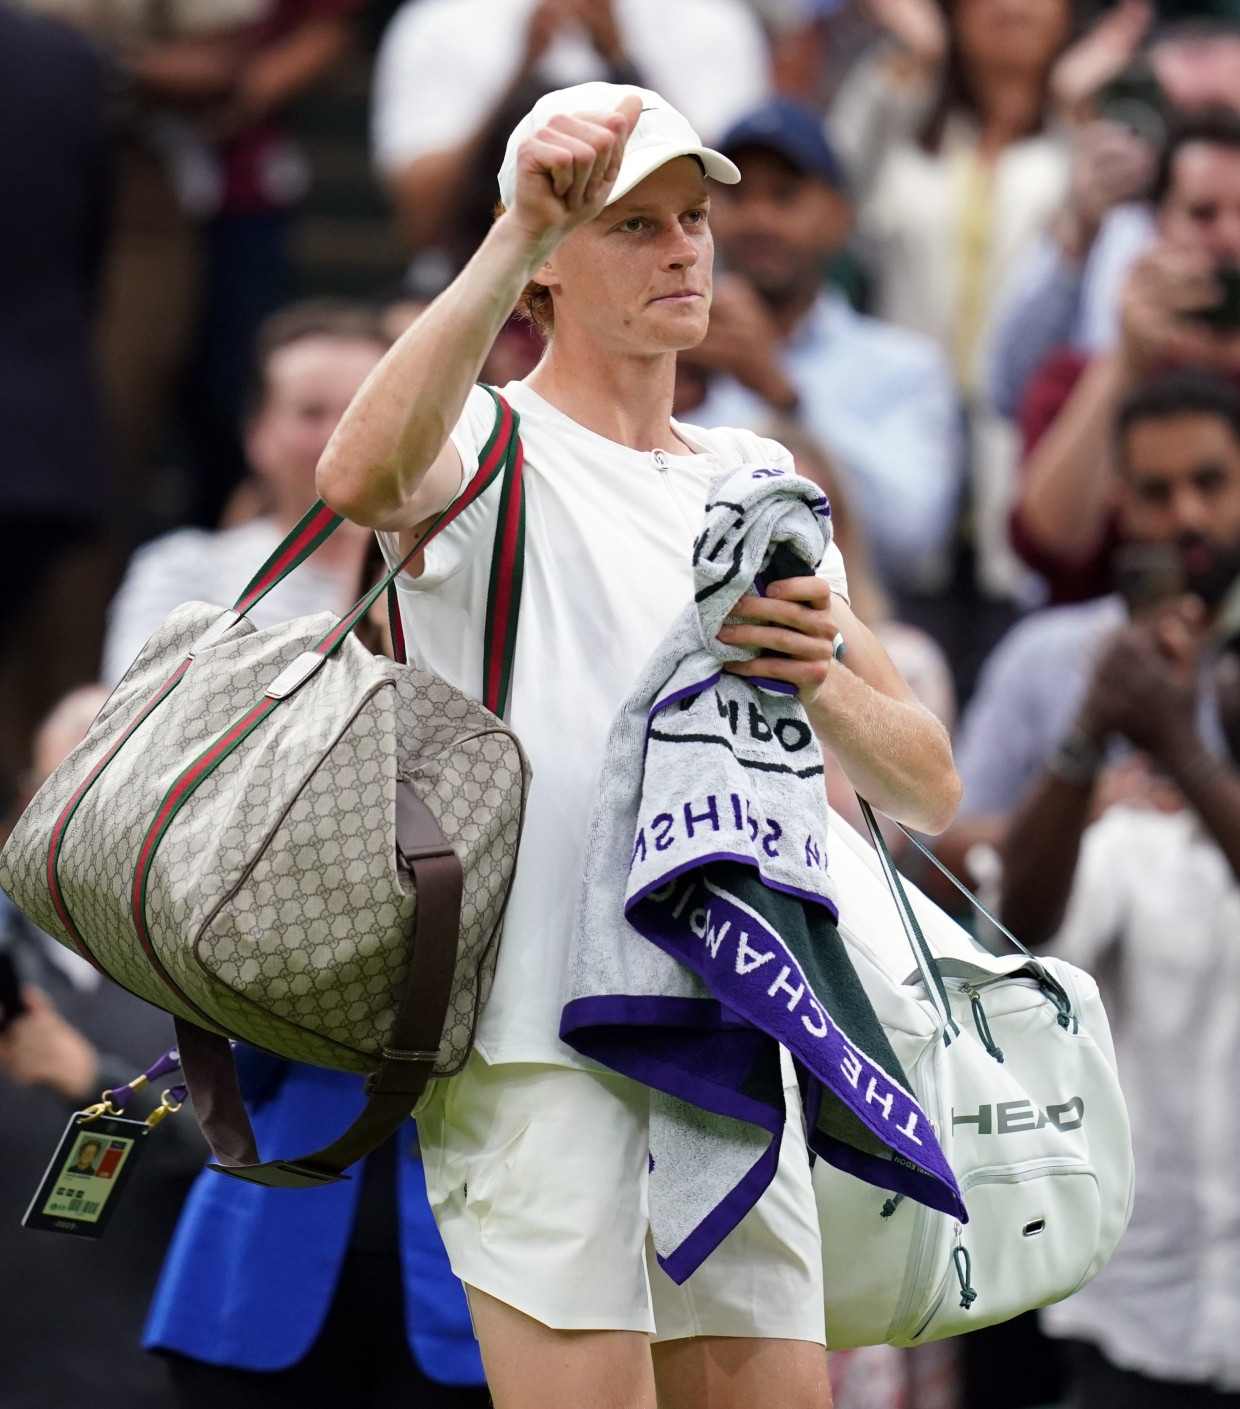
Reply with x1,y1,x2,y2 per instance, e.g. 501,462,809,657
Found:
817,804,1134,1349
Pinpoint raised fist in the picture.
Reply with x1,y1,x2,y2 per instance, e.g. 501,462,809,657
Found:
507,93,644,248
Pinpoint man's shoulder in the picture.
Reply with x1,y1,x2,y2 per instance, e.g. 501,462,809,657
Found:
126,525,215,570
676,419,792,472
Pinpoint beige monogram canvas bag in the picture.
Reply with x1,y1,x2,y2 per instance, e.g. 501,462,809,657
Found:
0,391,530,1187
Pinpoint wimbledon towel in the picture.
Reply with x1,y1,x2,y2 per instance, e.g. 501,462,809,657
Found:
561,462,964,1283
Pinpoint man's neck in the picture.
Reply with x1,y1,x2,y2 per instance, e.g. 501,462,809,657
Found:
525,327,689,453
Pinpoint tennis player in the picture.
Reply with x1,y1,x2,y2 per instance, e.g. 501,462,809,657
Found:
318,83,961,1409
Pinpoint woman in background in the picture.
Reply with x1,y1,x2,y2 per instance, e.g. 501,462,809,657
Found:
831,0,1146,596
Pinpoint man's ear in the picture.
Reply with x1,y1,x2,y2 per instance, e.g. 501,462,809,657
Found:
530,255,559,293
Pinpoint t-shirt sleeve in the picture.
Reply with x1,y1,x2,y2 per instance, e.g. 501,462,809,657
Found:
954,616,1064,817
377,384,502,589
819,540,850,604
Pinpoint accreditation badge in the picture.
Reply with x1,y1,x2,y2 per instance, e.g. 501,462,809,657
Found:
22,1112,150,1238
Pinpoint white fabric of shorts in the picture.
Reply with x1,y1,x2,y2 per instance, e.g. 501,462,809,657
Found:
415,1051,826,1341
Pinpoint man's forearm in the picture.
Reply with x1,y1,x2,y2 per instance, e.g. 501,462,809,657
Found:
1018,351,1130,562
999,770,1092,947
1157,737,1240,885
809,666,960,834
239,16,353,118
388,144,481,252
317,214,550,528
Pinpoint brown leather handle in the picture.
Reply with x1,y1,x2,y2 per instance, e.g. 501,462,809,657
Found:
177,782,464,1189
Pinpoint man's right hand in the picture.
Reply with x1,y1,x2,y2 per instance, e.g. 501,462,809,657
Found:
505,93,643,252
1120,243,1240,375
1076,597,1205,763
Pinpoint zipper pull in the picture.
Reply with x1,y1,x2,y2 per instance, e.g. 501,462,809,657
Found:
961,983,1004,1064
652,449,670,472
952,1225,978,1310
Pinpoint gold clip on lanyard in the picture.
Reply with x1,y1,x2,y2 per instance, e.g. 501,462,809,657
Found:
144,1088,185,1129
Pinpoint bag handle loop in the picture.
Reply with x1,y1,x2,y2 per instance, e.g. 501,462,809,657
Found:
857,798,959,1040
856,797,1074,1038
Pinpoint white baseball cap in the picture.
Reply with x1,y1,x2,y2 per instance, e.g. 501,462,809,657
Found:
497,82,741,210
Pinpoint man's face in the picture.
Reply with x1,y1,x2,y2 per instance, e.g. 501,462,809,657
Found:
247,335,385,507
1159,142,1240,264
537,157,713,356
1119,410,1240,602
709,147,851,303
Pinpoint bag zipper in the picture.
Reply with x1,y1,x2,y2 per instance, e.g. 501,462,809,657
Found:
900,1161,1100,1340
958,982,1004,1063
884,1052,948,1340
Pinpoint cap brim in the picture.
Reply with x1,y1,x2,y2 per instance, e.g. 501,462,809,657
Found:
605,144,741,205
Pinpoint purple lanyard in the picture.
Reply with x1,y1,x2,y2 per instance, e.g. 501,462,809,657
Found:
94,1047,188,1126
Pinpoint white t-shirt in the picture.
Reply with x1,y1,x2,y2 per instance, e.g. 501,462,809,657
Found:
102,518,356,686
381,381,849,1068
371,0,770,173
1042,806,1240,1388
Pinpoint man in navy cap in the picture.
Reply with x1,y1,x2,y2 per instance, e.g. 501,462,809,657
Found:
684,99,962,593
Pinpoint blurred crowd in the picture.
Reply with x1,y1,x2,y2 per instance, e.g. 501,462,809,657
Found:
5,0,1240,1406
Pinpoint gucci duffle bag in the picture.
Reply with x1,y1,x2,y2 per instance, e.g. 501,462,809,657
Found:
0,389,530,1187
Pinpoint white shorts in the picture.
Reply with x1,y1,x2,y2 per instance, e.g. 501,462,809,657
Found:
415,1050,826,1341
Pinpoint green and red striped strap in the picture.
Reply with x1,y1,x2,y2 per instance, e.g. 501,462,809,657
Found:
44,660,193,975
232,383,516,622
483,432,525,719
47,388,522,987
233,501,342,618
384,409,524,718
126,394,523,1013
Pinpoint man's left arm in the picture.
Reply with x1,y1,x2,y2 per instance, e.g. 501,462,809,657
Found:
719,580,961,833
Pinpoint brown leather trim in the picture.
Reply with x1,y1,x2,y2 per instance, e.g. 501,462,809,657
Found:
174,1016,260,1167
177,781,464,1189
